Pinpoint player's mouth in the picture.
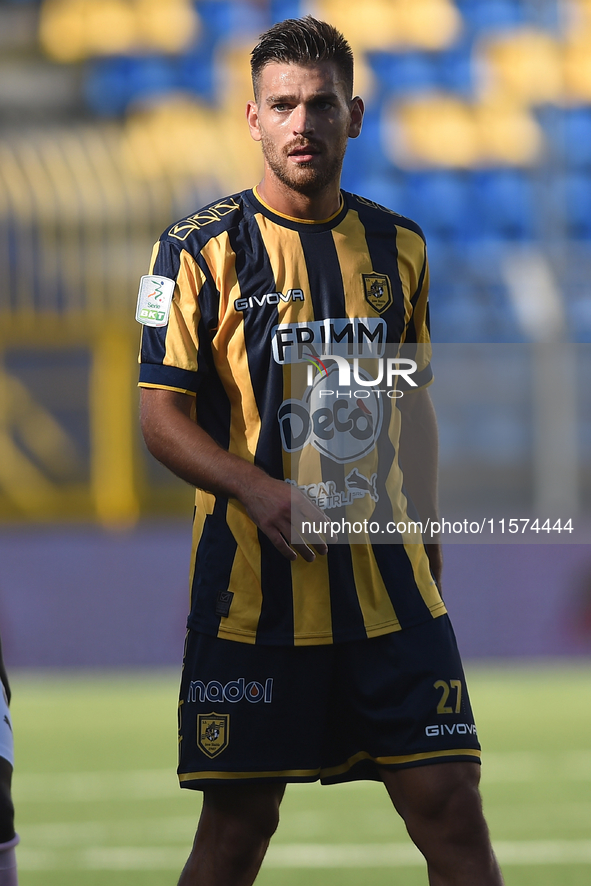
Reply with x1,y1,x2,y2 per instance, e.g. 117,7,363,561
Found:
287,143,321,163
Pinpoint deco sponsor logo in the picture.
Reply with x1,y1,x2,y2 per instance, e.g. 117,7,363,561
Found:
188,678,273,704
425,724,478,737
278,363,383,464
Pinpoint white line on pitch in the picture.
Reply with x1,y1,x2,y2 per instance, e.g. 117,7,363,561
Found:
16,841,591,870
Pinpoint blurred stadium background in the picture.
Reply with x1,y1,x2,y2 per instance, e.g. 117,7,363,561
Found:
1,0,591,881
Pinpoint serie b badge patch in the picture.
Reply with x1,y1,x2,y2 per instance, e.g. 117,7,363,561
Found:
197,712,229,758
362,273,393,314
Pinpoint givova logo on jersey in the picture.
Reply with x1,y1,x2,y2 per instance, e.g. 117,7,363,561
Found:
278,363,383,464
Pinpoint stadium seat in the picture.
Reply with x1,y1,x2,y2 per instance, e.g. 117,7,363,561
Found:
401,171,475,241
196,1,268,42
270,0,302,21
435,42,475,96
429,284,493,342
343,173,406,215
367,51,438,95
455,0,527,32
559,108,591,169
84,56,177,116
473,170,537,240
550,173,591,240
343,106,392,178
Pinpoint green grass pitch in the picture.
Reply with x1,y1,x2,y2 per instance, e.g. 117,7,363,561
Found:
10,662,591,885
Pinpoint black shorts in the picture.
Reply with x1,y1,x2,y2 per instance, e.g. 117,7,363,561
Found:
177,614,480,790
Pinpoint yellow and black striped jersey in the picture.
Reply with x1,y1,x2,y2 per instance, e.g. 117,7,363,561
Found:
138,187,446,645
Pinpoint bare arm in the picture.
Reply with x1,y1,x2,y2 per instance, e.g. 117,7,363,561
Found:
140,387,327,562
397,387,442,588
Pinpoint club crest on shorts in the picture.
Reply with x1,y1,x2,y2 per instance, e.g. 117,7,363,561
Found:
362,273,393,314
197,712,229,758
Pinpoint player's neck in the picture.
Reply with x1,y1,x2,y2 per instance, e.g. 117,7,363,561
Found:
255,175,342,222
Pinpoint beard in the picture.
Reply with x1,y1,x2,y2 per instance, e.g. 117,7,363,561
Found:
259,132,348,196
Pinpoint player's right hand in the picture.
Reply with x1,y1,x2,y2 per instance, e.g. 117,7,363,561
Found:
240,474,329,562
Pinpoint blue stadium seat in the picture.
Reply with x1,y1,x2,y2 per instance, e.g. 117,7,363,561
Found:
84,58,136,117
565,287,591,341
196,1,268,42
401,172,475,242
473,170,536,240
434,42,475,97
551,173,591,240
560,109,591,169
343,174,406,215
429,284,492,342
342,106,391,179
270,0,302,21
366,52,437,97
84,57,178,117
455,0,527,31
178,48,217,102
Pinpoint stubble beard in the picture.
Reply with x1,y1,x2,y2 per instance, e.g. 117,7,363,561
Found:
260,132,348,197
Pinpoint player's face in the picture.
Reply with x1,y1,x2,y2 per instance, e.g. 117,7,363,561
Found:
247,62,363,197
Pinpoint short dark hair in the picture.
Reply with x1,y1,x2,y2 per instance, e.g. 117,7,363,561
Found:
250,16,354,100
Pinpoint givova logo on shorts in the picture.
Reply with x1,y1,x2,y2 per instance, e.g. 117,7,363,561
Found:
188,678,273,704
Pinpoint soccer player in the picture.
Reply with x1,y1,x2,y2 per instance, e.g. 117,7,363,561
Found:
0,635,18,886
138,16,504,886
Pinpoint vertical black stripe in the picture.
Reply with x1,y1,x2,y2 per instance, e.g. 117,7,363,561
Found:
189,508,237,636
256,533,295,644
228,217,285,479
191,254,231,451
353,205,407,342
299,230,346,318
227,216,295,643
327,547,366,642
299,229,364,642
371,544,433,627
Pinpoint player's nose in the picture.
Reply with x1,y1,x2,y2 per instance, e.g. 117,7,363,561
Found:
292,102,313,135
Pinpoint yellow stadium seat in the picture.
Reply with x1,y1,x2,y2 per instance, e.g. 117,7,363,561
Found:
475,29,563,105
563,34,591,102
39,0,198,62
314,0,462,52
383,93,542,168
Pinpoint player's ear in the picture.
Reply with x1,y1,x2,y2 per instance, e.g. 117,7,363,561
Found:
348,96,364,139
246,100,262,142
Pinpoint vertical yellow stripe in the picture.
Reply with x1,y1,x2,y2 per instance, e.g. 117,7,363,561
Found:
332,210,374,316
200,231,261,460
188,489,213,610
200,231,264,636
148,241,159,273
384,406,445,617
254,213,333,641
219,503,262,644
332,212,400,633
391,227,436,608
394,226,430,349
350,544,401,634
163,250,205,372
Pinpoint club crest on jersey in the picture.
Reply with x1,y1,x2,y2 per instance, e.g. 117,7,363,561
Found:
363,274,393,315
197,712,229,758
